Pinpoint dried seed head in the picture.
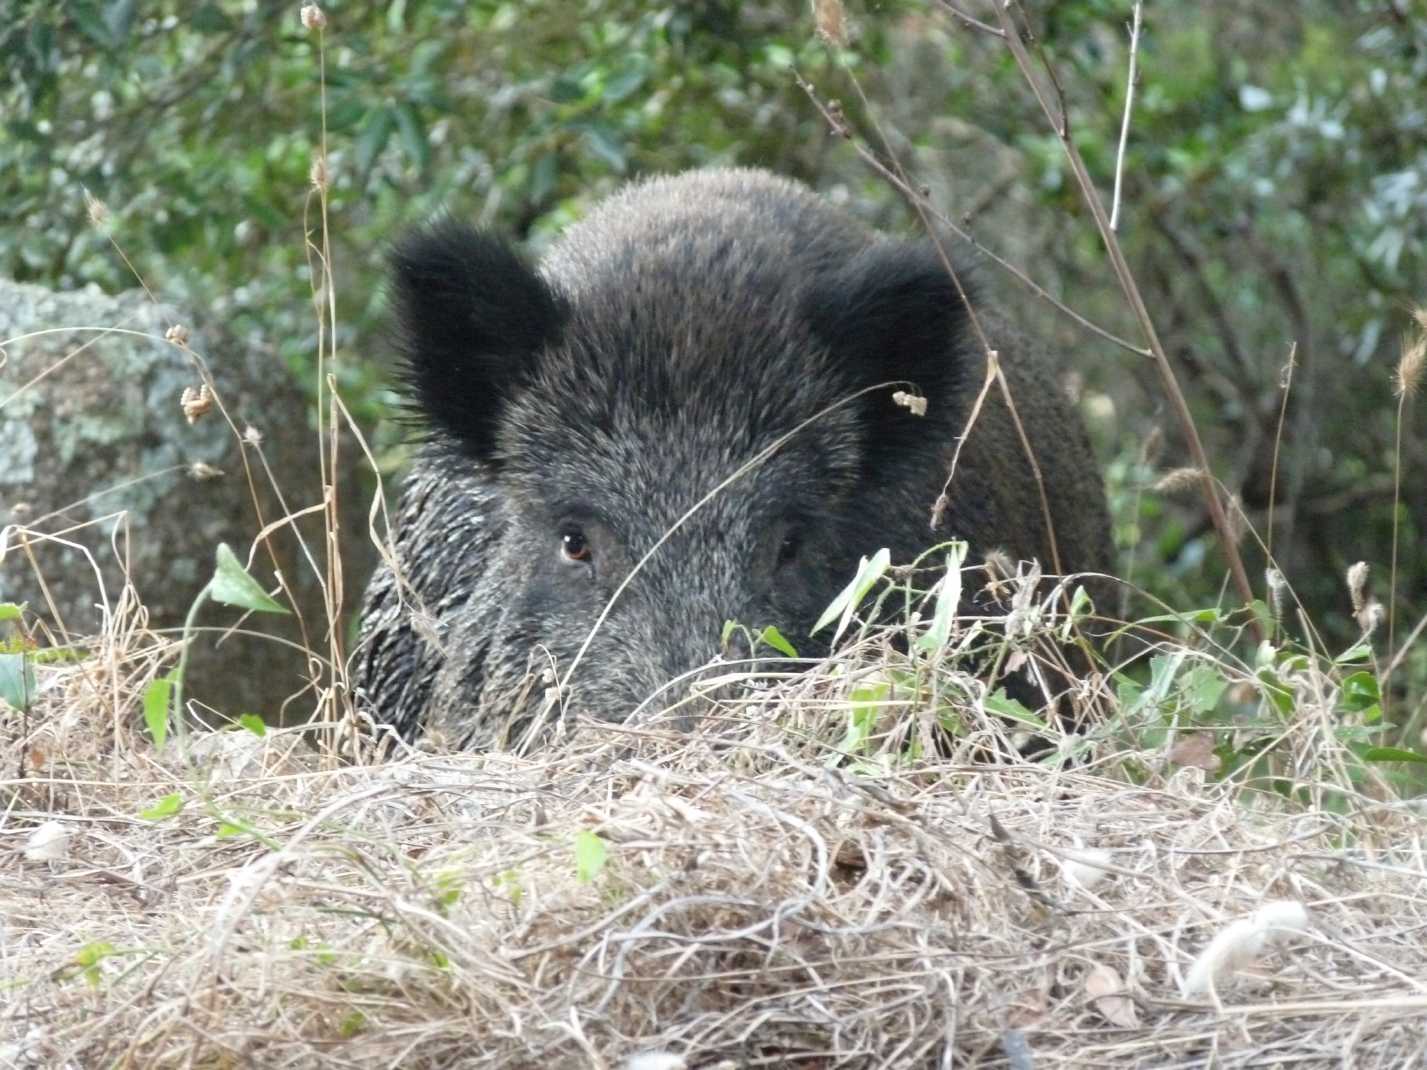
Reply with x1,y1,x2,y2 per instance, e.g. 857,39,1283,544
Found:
1265,568,1286,624
1139,425,1164,465
892,390,927,417
982,547,1014,582
165,323,190,347
1224,492,1248,546
1153,466,1204,497
1278,342,1297,389
1357,597,1385,637
188,461,224,481
181,384,213,424
1346,561,1369,615
981,547,1016,603
310,153,329,192
300,3,326,30
812,0,848,47
1396,330,1425,400
83,188,110,229
242,425,264,447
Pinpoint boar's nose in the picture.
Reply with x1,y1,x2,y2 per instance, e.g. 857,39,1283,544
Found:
628,614,752,730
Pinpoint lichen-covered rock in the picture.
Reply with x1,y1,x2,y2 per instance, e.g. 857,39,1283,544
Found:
0,278,372,723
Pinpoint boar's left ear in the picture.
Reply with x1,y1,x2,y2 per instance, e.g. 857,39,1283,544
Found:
389,219,566,461
806,239,970,460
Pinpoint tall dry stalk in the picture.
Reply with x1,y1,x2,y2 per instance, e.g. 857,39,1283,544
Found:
1388,311,1425,666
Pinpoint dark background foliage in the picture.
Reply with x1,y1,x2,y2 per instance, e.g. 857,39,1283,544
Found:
4,0,1424,680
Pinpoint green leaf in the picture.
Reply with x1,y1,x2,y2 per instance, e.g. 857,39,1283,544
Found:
580,123,627,171
1116,607,1227,630
984,689,1047,730
143,675,175,750
140,793,184,821
1180,663,1228,717
830,682,889,759
1255,667,1296,716
0,602,25,623
0,651,36,711
550,74,585,104
1334,643,1374,665
528,152,558,204
497,868,524,908
104,0,137,46
756,625,798,659
1060,584,1093,640
602,64,647,103
1340,671,1380,714
919,543,967,651
813,548,891,643
209,544,289,615
73,941,117,987
573,829,608,884
392,103,431,177
237,713,267,737
1114,672,1143,707
70,0,117,49
1362,746,1427,765
190,3,233,32
354,106,395,185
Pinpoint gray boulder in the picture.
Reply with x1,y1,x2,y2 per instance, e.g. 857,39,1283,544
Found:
0,278,372,724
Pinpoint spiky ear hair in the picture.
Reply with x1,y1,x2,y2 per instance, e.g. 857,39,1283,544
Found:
805,238,973,474
389,219,566,460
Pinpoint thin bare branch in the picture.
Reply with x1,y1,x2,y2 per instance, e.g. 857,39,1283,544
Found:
1110,1,1144,231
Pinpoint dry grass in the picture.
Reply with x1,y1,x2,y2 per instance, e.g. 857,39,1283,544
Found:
4,609,1427,1070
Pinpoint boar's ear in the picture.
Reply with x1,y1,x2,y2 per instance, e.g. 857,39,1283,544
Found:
390,219,565,460
807,239,970,461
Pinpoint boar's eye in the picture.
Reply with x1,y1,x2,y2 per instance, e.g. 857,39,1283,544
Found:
561,528,593,564
777,530,803,567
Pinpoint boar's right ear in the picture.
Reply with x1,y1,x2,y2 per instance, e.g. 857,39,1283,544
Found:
390,220,565,460
806,239,970,466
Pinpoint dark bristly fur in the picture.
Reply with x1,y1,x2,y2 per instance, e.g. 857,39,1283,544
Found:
354,168,1112,747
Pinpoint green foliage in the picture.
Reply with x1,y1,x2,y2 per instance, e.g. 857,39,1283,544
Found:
832,679,891,759
0,604,35,712
496,868,525,909
139,792,185,821
983,689,1047,731
814,548,892,643
66,941,119,988
209,544,290,616
1110,606,1427,796
573,829,608,884
142,674,175,749
0,0,848,439
756,625,799,659
916,542,968,654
